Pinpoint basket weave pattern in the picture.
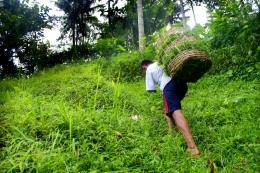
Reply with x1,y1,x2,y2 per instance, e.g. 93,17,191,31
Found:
156,27,189,47
167,49,212,82
156,26,212,82
162,36,198,57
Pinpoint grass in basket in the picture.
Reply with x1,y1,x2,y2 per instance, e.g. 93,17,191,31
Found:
158,39,211,77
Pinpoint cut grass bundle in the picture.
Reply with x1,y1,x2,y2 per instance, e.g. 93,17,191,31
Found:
156,26,212,82
155,26,190,48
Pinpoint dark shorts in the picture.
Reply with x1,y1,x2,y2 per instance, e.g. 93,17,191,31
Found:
163,80,187,118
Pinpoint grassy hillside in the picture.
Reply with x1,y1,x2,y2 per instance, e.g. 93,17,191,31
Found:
0,60,259,172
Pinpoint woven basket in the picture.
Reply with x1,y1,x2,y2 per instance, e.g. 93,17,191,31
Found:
160,35,198,60
156,27,189,47
167,49,212,82
164,36,197,52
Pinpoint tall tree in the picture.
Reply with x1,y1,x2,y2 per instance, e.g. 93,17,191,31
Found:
98,0,125,37
117,0,174,50
54,0,102,47
0,0,51,77
98,0,182,51
179,0,186,25
120,0,137,49
187,0,197,25
137,0,144,51
168,1,185,24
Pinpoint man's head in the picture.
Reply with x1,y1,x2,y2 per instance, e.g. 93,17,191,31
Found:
140,59,153,73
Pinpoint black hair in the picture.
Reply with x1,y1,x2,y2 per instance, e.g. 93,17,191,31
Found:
140,60,153,69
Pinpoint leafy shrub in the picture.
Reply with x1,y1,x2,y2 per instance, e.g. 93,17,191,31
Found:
207,46,259,80
105,51,144,82
206,1,260,80
95,37,126,59
142,42,157,60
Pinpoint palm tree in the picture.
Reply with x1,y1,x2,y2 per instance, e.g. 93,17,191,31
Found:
54,0,102,46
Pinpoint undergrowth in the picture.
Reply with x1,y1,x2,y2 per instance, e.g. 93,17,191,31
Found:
0,60,259,172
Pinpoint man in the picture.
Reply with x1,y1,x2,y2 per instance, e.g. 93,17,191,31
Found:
141,59,200,156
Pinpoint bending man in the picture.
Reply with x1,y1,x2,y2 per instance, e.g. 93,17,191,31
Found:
141,59,200,156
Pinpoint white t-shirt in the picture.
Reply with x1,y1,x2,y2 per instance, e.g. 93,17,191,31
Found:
145,62,172,91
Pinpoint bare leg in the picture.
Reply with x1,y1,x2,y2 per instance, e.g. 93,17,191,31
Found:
165,116,174,134
172,110,200,156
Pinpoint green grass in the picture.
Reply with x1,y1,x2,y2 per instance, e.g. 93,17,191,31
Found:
0,62,259,172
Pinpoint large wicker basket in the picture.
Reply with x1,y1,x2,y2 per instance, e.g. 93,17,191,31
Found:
156,27,189,47
159,35,198,62
155,26,212,82
167,49,212,82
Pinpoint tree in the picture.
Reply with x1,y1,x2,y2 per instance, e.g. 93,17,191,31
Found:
206,0,260,79
0,0,51,77
168,0,188,24
54,0,103,47
120,0,138,50
186,0,197,26
137,0,145,51
115,0,175,50
179,0,186,24
99,0,125,38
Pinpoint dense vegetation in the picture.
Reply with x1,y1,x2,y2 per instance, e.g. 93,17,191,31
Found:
0,54,259,172
0,0,259,80
0,0,259,172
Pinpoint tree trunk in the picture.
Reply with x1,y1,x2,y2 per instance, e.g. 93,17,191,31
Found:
179,0,186,26
190,2,197,26
72,17,76,46
108,0,113,37
137,0,145,51
130,23,135,49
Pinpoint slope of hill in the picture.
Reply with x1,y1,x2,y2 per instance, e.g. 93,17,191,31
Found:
0,60,259,172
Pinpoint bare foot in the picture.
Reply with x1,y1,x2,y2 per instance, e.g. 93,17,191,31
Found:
186,148,200,156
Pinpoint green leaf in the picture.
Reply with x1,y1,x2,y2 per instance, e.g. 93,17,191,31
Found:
246,67,254,72
242,25,248,29
255,62,260,70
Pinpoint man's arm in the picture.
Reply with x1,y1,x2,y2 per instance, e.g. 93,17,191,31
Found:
145,70,156,92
